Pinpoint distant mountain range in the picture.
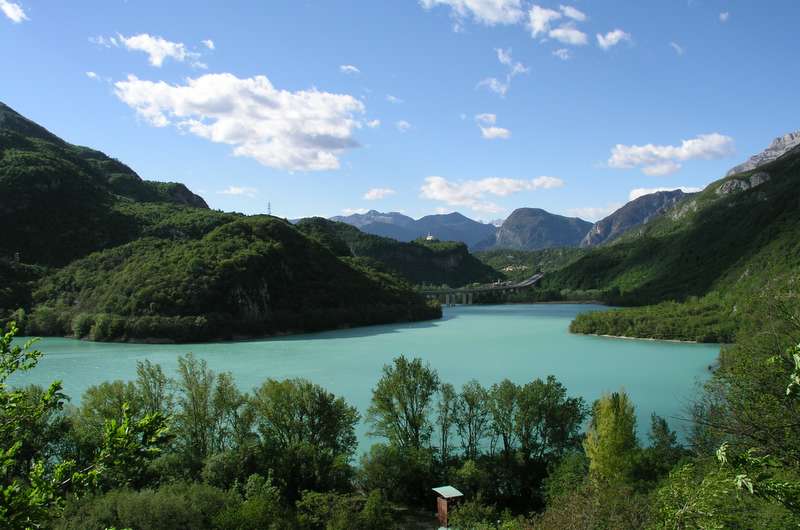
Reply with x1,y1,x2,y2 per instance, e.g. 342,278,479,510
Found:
330,210,497,248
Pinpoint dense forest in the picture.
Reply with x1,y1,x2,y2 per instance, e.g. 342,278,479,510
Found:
0,102,441,343
3,281,798,528
542,145,800,342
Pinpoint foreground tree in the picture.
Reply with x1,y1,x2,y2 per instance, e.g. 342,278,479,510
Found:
583,390,638,484
367,355,440,450
0,324,169,529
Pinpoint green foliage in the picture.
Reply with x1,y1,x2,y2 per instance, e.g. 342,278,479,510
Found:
367,355,440,450
583,391,638,484
297,217,501,287
476,247,587,282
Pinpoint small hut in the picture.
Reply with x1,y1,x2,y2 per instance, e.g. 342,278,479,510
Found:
432,485,463,528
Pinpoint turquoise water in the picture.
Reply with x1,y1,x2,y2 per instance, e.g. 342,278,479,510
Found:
11,304,719,450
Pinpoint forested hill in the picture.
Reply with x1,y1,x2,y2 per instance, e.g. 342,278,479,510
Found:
550,144,800,341
0,102,439,342
296,217,501,287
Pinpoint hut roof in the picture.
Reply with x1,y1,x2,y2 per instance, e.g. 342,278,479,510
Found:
432,485,463,499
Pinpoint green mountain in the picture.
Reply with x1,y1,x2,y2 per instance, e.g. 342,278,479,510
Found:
296,217,501,287
475,247,587,282
0,102,439,342
548,144,800,342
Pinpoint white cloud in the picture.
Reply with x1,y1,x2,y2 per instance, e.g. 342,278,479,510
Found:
597,29,631,50
117,33,195,67
419,0,525,26
608,133,735,175
420,175,563,213
642,161,682,176
340,64,360,75
86,71,99,80
550,24,588,45
114,73,365,171
719,11,730,23
396,120,412,132
366,119,381,128
552,48,571,60
219,186,257,197
559,5,586,22
202,39,215,50
528,5,561,37
477,77,508,96
364,187,397,200
342,207,369,215
629,186,702,201
480,126,511,139
89,35,119,48
475,113,510,139
478,48,528,97
568,203,623,221
386,94,403,104
0,0,26,22
669,41,684,56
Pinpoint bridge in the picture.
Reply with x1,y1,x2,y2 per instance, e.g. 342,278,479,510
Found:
420,273,544,306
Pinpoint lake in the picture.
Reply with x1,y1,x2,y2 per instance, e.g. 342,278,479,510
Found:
11,304,719,451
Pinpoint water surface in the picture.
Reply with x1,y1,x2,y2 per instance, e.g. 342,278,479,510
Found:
12,304,719,449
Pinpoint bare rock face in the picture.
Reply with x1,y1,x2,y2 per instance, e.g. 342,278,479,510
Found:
581,190,689,247
716,171,771,196
726,131,800,176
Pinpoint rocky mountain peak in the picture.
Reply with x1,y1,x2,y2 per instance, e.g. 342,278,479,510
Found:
726,130,800,176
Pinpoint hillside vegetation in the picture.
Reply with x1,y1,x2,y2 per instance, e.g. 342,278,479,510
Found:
548,146,800,342
0,102,439,342
296,217,501,287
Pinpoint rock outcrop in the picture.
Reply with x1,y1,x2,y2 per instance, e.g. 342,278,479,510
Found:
726,131,800,176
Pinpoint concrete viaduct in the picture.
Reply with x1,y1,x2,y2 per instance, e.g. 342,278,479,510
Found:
420,273,544,306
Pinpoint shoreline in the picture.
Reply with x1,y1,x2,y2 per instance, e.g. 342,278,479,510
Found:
581,332,706,345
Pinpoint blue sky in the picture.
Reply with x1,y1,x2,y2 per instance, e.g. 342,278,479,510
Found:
2,1,798,222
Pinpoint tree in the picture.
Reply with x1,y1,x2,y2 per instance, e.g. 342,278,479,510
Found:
489,379,518,458
0,323,169,529
436,382,456,464
136,359,174,417
210,371,252,453
174,353,216,464
455,380,491,460
367,356,440,450
583,391,638,484
515,376,586,463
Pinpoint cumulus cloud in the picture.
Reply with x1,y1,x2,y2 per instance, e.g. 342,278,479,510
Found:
669,41,684,55
386,94,403,104
481,126,511,139
608,133,735,176
719,11,730,22
597,29,631,50
551,24,588,45
366,119,381,128
396,120,412,132
219,186,257,197
419,0,525,27
420,175,563,213
475,113,510,139
552,48,571,60
119,33,194,67
364,187,396,200
0,0,27,22
114,73,365,171
478,47,528,97
342,207,369,215
90,33,207,68
629,186,702,201
567,203,623,221
339,64,360,74
559,5,586,21
528,5,561,37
